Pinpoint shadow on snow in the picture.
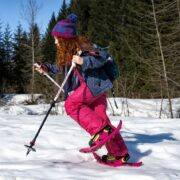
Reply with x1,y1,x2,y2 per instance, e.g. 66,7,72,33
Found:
123,131,177,162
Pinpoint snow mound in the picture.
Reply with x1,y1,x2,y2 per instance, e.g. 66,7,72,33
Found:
0,94,44,105
0,103,65,116
107,98,180,118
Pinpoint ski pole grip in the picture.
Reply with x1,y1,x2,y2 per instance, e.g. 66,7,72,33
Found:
34,63,47,75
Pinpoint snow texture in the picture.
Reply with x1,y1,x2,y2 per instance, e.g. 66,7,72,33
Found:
0,94,180,179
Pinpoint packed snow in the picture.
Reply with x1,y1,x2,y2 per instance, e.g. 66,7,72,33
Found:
0,94,180,179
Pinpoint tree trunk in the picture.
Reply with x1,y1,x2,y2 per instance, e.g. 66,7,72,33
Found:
177,0,180,23
31,34,35,101
151,0,173,118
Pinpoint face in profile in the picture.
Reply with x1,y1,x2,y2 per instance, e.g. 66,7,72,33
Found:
54,37,59,46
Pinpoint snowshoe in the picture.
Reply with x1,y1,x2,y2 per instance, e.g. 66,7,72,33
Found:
101,153,130,163
79,120,122,153
93,152,142,167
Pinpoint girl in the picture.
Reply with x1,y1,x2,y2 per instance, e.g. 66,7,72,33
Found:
36,13,129,163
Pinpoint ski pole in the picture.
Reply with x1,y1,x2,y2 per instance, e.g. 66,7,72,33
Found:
34,63,63,92
25,62,76,156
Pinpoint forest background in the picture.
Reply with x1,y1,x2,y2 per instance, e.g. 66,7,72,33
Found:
0,0,179,103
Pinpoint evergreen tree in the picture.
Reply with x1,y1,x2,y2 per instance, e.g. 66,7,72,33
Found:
112,0,155,98
42,12,56,64
0,24,14,93
0,21,5,93
67,0,180,99
13,24,31,93
115,0,180,100
3,24,13,62
41,12,64,100
57,0,68,21
87,0,118,46
154,0,180,98
0,20,5,62
69,0,90,35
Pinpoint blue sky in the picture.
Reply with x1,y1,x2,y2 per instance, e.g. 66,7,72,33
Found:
0,0,69,33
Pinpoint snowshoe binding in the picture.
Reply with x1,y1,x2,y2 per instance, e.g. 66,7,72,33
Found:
93,152,142,167
79,120,122,153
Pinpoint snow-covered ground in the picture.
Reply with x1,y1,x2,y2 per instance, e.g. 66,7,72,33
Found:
0,95,180,179
1,94,180,118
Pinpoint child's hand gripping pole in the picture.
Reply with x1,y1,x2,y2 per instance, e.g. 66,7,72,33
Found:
34,63,63,92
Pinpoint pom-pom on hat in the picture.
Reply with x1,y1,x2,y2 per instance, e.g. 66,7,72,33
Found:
51,13,78,39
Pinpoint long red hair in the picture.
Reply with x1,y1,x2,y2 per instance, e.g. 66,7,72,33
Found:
56,36,95,67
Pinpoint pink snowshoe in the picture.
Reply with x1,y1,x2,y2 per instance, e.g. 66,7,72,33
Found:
79,120,122,153
93,152,142,167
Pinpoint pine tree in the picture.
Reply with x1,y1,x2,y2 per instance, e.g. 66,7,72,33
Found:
69,0,90,35
114,1,155,98
3,24,13,62
39,13,58,100
0,24,14,93
88,0,119,46
150,0,180,117
13,24,31,93
0,20,5,93
57,0,68,21
42,12,56,64
51,0,180,101
0,20,5,62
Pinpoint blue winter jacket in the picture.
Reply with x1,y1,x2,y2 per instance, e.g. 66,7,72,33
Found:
45,50,113,99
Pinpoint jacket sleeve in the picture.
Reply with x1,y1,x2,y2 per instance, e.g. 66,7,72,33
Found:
44,63,61,74
81,50,108,71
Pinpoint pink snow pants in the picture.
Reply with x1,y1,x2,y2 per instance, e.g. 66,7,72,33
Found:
65,82,128,157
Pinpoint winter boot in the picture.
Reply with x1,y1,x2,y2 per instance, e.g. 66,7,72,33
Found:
88,125,112,147
101,153,130,164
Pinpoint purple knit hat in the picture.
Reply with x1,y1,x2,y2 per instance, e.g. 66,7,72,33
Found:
51,13,78,39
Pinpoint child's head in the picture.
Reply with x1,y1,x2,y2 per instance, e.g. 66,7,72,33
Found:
51,13,94,67
51,13,78,39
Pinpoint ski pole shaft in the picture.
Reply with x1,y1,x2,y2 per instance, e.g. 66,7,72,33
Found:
25,100,55,156
54,62,75,101
25,62,76,156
